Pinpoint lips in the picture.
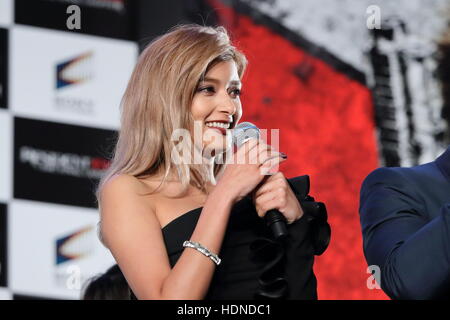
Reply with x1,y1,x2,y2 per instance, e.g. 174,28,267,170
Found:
205,119,234,129
204,120,232,135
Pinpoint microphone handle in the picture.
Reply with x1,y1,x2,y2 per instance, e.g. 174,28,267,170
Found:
264,209,288,240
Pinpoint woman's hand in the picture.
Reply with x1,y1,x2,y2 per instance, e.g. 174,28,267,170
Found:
216,138,287,204
251,172,304,224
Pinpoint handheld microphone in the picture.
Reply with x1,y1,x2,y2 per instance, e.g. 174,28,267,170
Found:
232,122,288,240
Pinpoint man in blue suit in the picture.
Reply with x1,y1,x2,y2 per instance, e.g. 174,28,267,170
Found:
359,146,450,299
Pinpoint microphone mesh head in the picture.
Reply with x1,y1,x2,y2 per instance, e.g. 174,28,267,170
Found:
232,122,260,148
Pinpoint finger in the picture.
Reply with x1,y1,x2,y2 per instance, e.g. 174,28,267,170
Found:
252,174,270,197
234,138,259,163
256,195,286,217
261,171,285,184
236,138,263,163
252,172,280,197
249,143,273,165
250,144,278,165
254,178,286,198
259,151,287,167
255,190,278,206
259,157,287,175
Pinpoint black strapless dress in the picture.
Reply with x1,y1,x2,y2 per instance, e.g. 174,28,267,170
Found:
131,175,330,300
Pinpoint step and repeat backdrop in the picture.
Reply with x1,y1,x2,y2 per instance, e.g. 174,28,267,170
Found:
0,0,138,299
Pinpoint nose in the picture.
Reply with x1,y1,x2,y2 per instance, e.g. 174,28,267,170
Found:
217,92,237,117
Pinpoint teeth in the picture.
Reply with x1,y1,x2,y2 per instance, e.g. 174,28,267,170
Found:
205,121,230,129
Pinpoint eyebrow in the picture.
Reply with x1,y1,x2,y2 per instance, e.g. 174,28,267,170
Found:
200,77,242,86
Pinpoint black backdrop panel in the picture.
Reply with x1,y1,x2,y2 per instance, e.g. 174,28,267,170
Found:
0,28,7,109
15,0,136,40
14,117,117,209
0,203,7,287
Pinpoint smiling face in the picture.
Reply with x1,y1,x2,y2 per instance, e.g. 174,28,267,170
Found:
190,60,243,158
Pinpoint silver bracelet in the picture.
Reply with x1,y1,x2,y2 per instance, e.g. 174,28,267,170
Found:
182,240,221,265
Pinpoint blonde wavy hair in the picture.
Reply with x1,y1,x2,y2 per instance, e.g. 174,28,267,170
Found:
95,24,248,202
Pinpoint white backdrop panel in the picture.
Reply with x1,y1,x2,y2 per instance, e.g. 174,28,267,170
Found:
9,199,115,299
10,25,137,130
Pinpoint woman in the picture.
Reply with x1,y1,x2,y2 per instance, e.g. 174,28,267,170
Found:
96,24,330,300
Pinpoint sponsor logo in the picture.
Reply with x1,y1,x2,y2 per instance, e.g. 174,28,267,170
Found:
56,52,93,90
56,225,94,265
55,52,95,115
19,146,110,179
54,225,96,290
14,117,116,208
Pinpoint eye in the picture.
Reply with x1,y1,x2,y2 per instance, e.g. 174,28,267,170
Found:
230,88,242,98
197,86,215,94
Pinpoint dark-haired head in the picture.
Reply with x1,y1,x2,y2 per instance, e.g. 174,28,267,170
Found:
81,264,131,300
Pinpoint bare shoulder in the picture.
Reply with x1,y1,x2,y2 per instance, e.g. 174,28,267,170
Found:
103,173,165,207
98,173,160,245
101,173,153,197
98,173,172,299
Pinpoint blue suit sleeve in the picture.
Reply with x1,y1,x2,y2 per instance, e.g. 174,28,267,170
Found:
359,167,450,299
